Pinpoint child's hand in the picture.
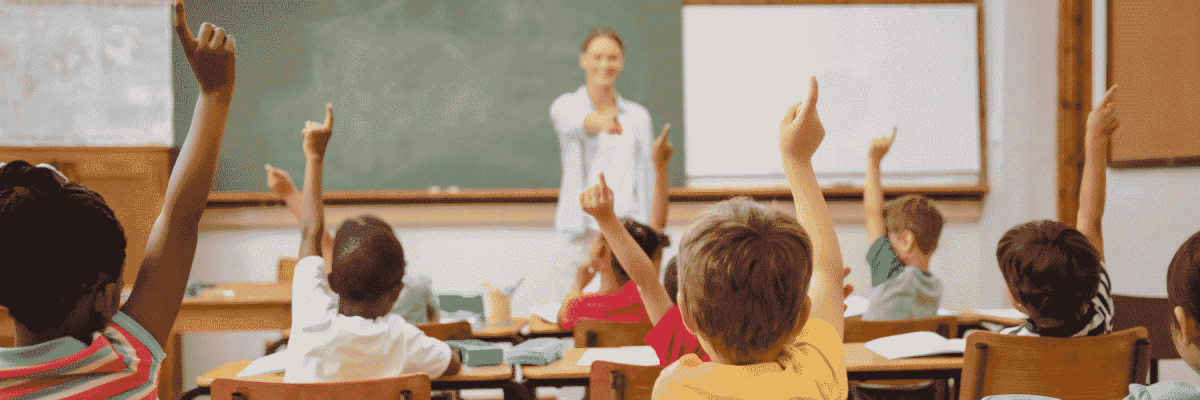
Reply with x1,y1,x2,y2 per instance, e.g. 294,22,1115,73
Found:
868,127,897,162
780,77,824,161
303,103,334,160
653,124,673,168
1087,85,1119,138
173,0,236,98
580,172,616,220
265,164,297,198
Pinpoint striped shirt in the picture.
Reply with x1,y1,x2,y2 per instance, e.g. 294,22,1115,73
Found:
1000,270,1113,337
0,312,164,399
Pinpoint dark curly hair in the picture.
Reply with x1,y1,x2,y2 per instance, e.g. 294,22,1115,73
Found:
0,161,126,335
997,220,1103,329
1168,230,1200,336
608,218,670,286
330,215,405,303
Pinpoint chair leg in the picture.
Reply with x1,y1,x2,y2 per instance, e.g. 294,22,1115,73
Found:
1150,359,1159,384
178,386,210,400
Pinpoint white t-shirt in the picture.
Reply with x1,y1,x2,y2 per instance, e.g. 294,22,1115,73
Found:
283,256,452,383
549,85,653,240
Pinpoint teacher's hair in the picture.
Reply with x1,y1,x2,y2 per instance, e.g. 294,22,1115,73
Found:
582,27,624,53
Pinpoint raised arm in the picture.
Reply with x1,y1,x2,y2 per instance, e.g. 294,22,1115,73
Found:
266,164,334,269
583,173,674,323
779,77,845,338
121,0,236,346
1076,85,1118,261
651,124,673,231
864,128,895,241
299,104,334,260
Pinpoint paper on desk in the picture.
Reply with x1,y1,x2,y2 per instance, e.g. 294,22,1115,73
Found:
238,351,291,377
973,308,1028,320
529,302,562,325
865,331,967,360
937,308,958,316
844,295,870,317
576,346,660,367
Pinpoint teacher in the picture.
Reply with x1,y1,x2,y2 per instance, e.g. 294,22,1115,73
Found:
550,27,653,242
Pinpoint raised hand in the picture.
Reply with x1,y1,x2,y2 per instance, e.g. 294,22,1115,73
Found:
653,124,674,168
1087,85,1120,138
869,127,897,162
780,76,824,161
303,103,334,160
265,164,297,199
174,0,236,98
580,172,616,220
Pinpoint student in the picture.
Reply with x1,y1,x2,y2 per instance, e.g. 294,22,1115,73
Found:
996,85,1119,338
862,128,946,321
265,165,441,324
282,104,461,383
0,1,234,396
651,77,848,399
1125,230,1200,399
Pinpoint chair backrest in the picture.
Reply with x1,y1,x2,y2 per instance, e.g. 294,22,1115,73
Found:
211,374,432,400
844,315,960,342
958,327,1151,400
415,320,472,341
1112,294,1180,361
278,257,299,283
589,360,665,400
574,320,654,348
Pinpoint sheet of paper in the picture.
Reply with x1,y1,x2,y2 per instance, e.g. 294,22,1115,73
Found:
973,308,1028,320
937,308,958,316
575,346,660,367
864,331,966,360
844,295,870,317
529,302,562,325
238,351,291,377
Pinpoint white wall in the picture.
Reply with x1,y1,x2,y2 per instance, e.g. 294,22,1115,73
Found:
181,0,1064,392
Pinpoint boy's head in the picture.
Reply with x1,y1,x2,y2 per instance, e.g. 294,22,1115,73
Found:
883,194,944,260
0,161,126,340
331,215,406,304
677,197,813,364
603,218,670,286
664,255,679,306
1167,230,1200,373
997,220,1103,330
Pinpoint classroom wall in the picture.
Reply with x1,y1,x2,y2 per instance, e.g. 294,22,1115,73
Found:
181,0,1063,392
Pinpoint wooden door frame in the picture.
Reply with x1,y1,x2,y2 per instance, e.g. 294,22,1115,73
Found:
1057,0,1091,225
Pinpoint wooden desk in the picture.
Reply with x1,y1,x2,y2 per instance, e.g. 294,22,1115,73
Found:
474,317,528,342
521,344,965,392
192,359,533,399
526,315,572,338
954,311,1026,328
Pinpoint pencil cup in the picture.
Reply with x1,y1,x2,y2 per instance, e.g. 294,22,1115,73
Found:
484,289,512,325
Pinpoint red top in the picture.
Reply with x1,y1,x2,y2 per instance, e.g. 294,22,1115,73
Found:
643,305,711,366
559,281,651,330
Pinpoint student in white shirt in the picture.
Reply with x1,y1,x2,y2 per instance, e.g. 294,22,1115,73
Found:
283,104,461,383
549,27,659,242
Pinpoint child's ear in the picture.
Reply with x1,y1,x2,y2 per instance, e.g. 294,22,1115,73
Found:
1176,306,1198,344
579,52,588,71
679,294,699,335
92,281,121,320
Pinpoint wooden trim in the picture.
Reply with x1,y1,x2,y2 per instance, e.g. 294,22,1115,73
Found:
1108,155,1200,169
1057,0,1091,226
977,0,989,188
207,184,988,208
681,0,976,4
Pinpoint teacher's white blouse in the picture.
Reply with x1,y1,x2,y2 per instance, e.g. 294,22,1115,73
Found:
550,85,653,240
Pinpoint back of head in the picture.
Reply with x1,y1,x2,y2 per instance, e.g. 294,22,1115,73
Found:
331,215,405,303
677,197,812,364
609,218,670,286
0,161,126,334
1168,230,1200,335
883,194,945,255
997,220,1102,327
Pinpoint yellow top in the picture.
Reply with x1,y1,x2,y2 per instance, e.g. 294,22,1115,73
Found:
652,318,847,400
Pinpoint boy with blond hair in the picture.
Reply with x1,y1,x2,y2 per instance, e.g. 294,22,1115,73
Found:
862,129,946,320
648,77,847,399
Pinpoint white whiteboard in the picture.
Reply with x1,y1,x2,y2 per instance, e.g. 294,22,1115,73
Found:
0,1,172,146
683,4,981,187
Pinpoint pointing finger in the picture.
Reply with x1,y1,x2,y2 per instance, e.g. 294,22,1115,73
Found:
324,103,333,128
598,172,607,189
173,0,197,54
890,126,897,142
660,123,670,139
806,76,819,107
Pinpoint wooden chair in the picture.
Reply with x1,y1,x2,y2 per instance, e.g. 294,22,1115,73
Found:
589,360,664,400
1112,294,1179,383
416,320,473,341
844,315,959,400
210,374,432,400
278,257,299,283
573,320,654,348
958,327,1151,400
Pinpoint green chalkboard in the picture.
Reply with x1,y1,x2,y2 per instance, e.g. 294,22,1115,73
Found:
171,0,683,192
